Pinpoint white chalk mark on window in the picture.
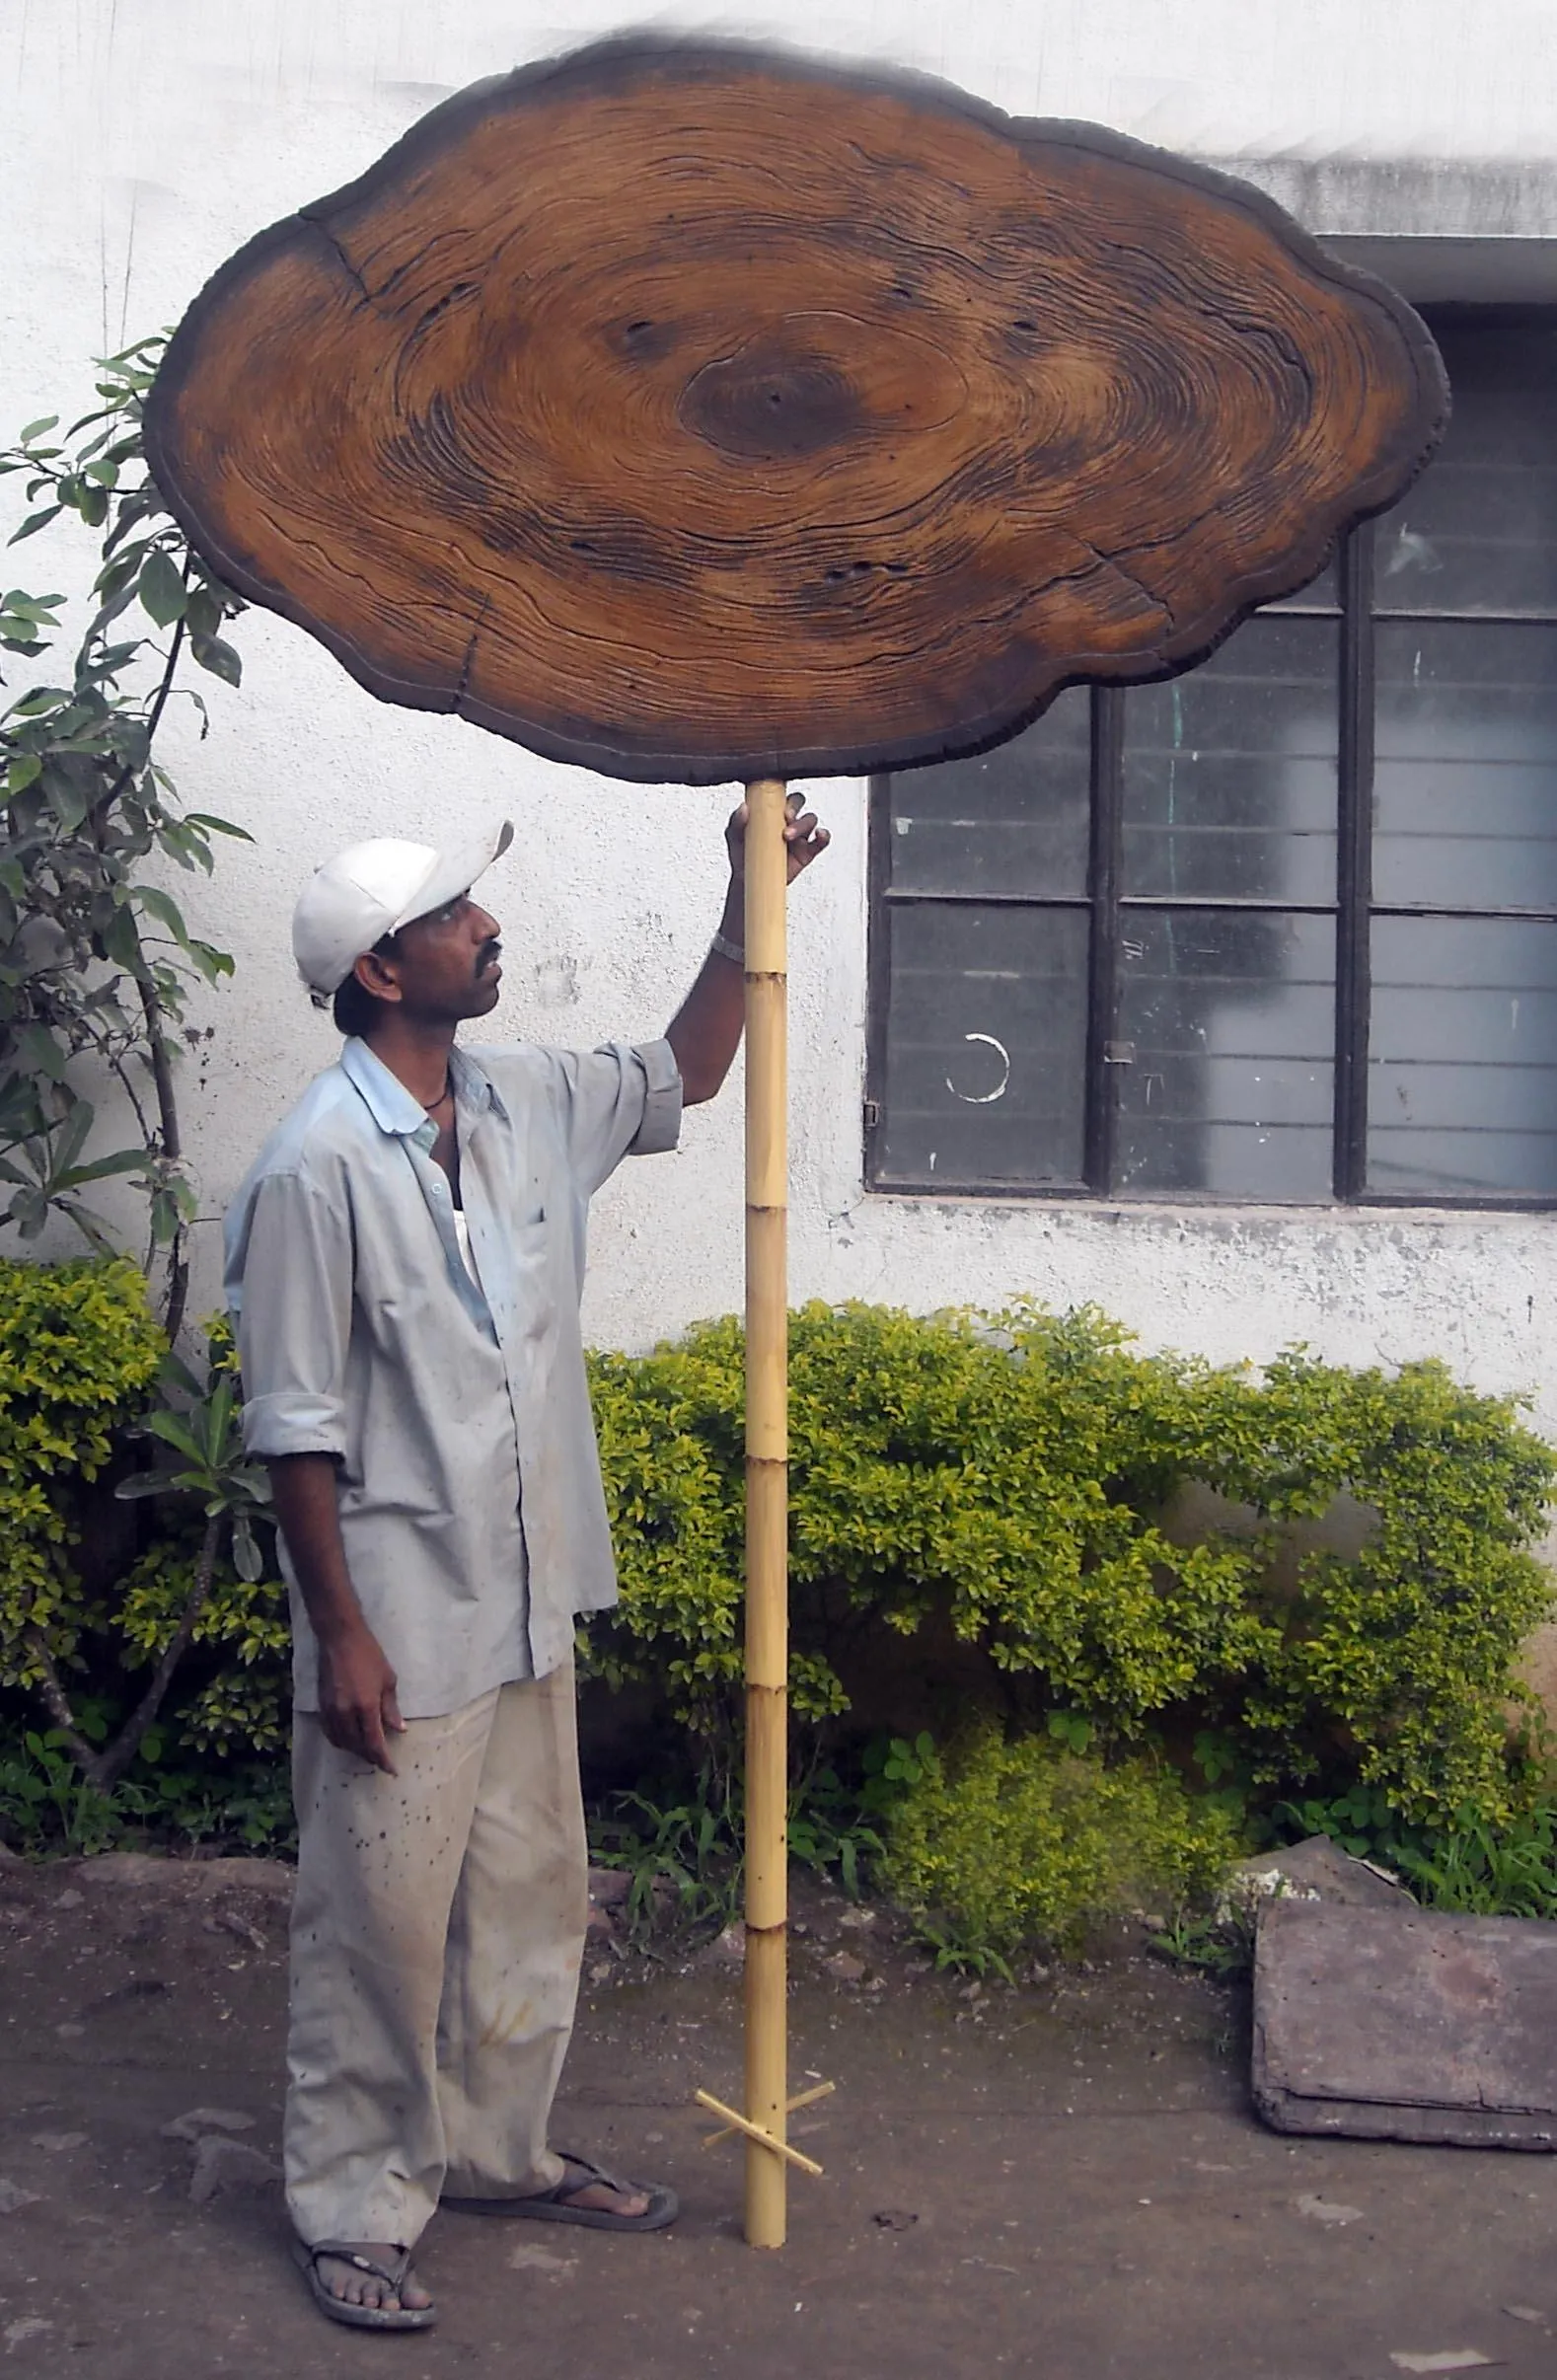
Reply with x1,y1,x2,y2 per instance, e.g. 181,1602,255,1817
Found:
945,1033,1010,1105
1384,527,1441,579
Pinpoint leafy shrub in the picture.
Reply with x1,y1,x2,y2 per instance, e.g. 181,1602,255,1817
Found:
588,1302,1557,1825
1392,1800,1557,1918
585,1754,884,1940
881,1723,1247,1966
0,1722,293,1857
0,1254,164,1688
1264,1769,1557,1922
116,1529,289,1753
5,1285,1551,1880
0,1276,287,1829
0,1727,125,1854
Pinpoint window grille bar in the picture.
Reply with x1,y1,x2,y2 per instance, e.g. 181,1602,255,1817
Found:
881,888,1557,923
1334,525,1373,1201
862,773,892,1184
1084,688,1125,1190
1372,607,1557,627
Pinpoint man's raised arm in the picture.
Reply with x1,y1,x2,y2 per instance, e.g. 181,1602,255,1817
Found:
664,793,829,1105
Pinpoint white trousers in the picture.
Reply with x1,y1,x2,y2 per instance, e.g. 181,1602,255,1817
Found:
285,1661,587,2248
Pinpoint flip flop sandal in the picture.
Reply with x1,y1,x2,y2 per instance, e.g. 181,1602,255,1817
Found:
447,2151,679,2231
291,2238,438,2331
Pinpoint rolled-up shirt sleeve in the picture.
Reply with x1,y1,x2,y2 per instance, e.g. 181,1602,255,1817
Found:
546,1036,683,1195
228,1169,353,1460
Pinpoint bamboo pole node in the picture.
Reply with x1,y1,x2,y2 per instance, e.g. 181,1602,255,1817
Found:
693,2090,826,2179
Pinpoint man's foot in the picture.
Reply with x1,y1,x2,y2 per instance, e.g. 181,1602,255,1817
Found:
444,2151,678,2231
551,2159,650,2221
292,2239,436,2331
314,2244,433,2313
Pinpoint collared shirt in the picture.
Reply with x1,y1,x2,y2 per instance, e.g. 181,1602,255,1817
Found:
224,1033,682,1717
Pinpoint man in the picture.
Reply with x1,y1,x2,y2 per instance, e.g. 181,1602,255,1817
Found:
225,794,828,2331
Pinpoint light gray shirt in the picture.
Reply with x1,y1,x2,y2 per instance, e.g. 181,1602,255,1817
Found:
224,1032,681,1717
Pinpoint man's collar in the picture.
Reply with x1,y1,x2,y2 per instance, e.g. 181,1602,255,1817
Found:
450,1043,508,1123
340,1037,507,1136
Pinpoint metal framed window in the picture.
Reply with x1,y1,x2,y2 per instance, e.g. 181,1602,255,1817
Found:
865,307,1557,1208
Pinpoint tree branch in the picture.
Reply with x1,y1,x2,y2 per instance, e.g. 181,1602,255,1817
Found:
122,952,189,1341
105,1043,156,1149
22,1626,104,1776
89,1509,222,1791
88,608,186,834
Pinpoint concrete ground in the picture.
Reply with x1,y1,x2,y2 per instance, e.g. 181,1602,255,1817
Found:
0,1850,1553,2379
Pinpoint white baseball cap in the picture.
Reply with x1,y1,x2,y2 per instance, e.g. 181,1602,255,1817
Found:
293,821,514,997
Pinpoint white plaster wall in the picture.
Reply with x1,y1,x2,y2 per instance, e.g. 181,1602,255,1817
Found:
3,0,1557,1440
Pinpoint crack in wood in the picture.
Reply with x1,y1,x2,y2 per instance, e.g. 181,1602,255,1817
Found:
455,598,492,703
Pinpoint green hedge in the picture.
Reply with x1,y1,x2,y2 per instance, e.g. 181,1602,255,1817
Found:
588,1301,1557,1824
0,1266,289,1819
0,1256,165,1688
3,1279,1553,1847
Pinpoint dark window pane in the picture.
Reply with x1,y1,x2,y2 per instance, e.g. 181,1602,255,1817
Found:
1367,915,1557,1197
1373,622,1557,910
1114,910,1334,1198
1121,616,1338,901
887,686,1090,898
1373,312,1557,614
1263,553,1340,611
875,904,1087,1188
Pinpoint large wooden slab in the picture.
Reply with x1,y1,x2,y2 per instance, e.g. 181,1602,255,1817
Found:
1253,1898,1557,2149
145,37,1446,785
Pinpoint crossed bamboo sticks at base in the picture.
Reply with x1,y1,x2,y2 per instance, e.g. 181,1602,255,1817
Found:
695,2081,836,2178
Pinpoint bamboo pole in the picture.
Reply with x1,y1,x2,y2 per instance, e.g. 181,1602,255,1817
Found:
743,775,789,2249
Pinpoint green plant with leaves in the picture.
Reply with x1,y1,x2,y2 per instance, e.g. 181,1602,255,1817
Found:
881,1723,1248,1967
111,1742,295,1853
0,1252,164,1702
0,337,248,1334
586,1302,1277,1744
785,1759,884,1900
115,1526,290,1756
857,1730,935,1816
588,1764,743,1939
1206,1347,1557,1822
1149,1906,1254,1977
1391,1801,1557,1919
57,1348,276,1792
1271,1780,1405,1862
0,1719,294,1858
0,1726,123,1855
110,1311,288,1761
10,1301,275,1797
587,1302,1557,1828
586,1748,887,1930
0,1256,288,1812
